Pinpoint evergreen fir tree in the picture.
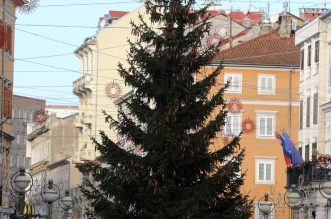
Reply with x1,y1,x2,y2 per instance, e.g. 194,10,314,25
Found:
80,0,253,218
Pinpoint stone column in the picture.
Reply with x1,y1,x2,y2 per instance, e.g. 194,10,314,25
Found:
315,205,327,219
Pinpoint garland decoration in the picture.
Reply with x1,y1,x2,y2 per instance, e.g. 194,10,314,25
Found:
32,109,48,125
228,97,243,114
17,0,39,14
242,118,256,134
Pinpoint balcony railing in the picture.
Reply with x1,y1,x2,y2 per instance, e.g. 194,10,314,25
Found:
287,160,331,187
72,74,92,95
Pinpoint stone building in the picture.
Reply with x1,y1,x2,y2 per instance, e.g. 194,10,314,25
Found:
27,113,84,219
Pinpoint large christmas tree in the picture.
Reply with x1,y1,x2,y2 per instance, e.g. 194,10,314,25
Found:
80,0,253,218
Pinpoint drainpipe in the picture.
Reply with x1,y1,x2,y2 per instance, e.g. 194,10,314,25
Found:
289,65,293,137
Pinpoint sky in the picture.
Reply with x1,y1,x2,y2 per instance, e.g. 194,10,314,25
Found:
13,0,329,105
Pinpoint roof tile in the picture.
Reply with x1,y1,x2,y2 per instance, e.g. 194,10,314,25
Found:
214,31,300,66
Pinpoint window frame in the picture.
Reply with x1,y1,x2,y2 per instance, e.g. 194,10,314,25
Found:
224,73,242,93
256,112,276,138
257,74,276,95
224,113,242,136
255,157,275,184
315,40,319,63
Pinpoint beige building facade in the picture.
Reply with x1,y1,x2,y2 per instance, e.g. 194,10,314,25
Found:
27,113,84,219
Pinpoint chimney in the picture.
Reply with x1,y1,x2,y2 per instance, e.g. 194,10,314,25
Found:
279,14,292,37
279,1,292,37
260,19,272,35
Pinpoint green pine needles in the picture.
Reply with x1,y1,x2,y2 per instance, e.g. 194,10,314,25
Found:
80,0,253,218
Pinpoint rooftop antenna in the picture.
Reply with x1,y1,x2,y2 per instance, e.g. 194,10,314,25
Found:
283,1,289,15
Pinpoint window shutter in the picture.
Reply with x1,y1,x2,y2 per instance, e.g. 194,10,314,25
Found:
315,41,319,62
267,77,273,90
260,117,265,136
233,76,239,89
266,117,273,136
260,77,266,90
300,100,303,129
305,144,310,161
308,45,311,66
313,93,318,124
306,97,310,127
258,163,264,181
301,49,304,70
226,116,231,135
265,163,271,181
233,115,239,135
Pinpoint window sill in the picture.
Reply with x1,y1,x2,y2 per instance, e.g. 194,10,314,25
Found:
225,90,242,94
257,91,276,95
255,181,275,185
256,136,275,139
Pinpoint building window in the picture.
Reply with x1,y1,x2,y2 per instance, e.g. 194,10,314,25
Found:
224,113,242,136
224,73,242,93
258,75,275,95
305,144,310,161
298,142,302,156
306,96,310,127
307,45,311,67
300,100,303,129
315,41,319,62
312,142,317,155
313,92,318,125
256,113,275,138
255,158,275,184
300,49,304,70
326,142,331,155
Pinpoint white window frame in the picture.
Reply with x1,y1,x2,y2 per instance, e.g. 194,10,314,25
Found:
258,74,276,95
256,111,276,138
224,73,242,93
255,157,275,184
224,113,242,136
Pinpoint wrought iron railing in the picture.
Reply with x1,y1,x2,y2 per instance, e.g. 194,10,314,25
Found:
287,161,331,187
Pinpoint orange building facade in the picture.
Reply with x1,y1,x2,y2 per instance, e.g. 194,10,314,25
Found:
203,31,300,218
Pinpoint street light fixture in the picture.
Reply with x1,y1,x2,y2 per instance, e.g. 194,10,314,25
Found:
319,171,331,216
258,193,275,219
10,167,33,219
59,190,74,219
40,179,60,219
284,184,303,219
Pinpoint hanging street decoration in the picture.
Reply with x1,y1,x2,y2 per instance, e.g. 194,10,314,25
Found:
228,97,243,114
222,134,234,145
32,109,48,125
242,118,256,134
105,82,122,99
16,0,39,14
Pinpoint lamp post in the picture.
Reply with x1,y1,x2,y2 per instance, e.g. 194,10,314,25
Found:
59,190,74,219
258,193,275,219
319,171,331,216
40,179,60,219
284,184,303,219
10,167,33,219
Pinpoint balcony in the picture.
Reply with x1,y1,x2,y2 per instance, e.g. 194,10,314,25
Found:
72,74,92,95
287,160,331,187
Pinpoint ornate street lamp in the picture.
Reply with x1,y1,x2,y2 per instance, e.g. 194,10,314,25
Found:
40,179,60,219
258,193,275,219
59,190,74,219
10,167,33,219
319,171,331,216
284,184,303,219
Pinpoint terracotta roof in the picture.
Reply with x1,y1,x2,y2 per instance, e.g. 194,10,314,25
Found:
109,10,129,19
214,31,300,66
229,11,264,25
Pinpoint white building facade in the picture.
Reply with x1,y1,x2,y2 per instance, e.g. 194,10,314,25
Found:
295,15,328,161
